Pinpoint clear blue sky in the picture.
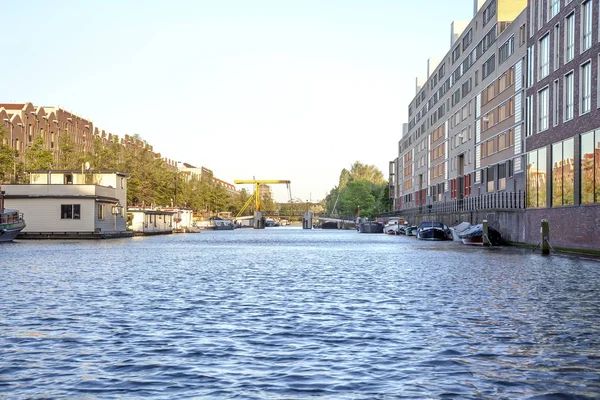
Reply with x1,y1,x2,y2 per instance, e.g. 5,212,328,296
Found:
3,0,473,202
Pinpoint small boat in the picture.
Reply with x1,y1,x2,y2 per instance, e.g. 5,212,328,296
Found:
265,218,277,227
383,217,404,235
459,224,502,246
0,192,26,242
404,226,418,236
0,209,26,242
357,221,384,233
211,217,235,230
449,221,472,241
416,221,450,241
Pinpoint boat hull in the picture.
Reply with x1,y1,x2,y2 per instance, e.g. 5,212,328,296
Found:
358,222,384,233
416,227,449,240
0,222,26,242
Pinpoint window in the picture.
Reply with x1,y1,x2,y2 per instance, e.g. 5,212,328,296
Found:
487,165,495,192
581,61,592,114
581,1,592,52
61,204,81,220
520,24,526,46
539,34,550,79
498,162,506,191
553,79,559,126
549,0,560,20
97,204,105,220
553,24,560,71
552,138,575,206
564,71,574,121
482,54,496,79
526,95,534,136
120,177,124,189
527,45,535,86
527,148,548,208
499,36,514,64
565,13,574,62
483,0,497,26
452,46,461,64
462,28,473,50
538,87,549,132
580,130,600,204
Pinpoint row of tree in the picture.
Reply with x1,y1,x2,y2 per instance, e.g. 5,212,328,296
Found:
0,129,391,218
0,128,256,214
323,161,391,219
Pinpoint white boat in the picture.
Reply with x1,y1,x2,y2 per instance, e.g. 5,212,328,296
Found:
383,217,404,235
449,221,472,241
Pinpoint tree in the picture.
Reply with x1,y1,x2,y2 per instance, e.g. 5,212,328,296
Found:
23,135,54,171
338,180,376,218
0,128,18,183
325,161,390,218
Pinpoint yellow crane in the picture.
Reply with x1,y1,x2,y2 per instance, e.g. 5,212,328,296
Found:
234,179,291,218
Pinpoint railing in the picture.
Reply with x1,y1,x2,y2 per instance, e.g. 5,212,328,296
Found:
385,191,526,216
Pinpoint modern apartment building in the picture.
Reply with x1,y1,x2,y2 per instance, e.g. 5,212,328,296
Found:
524,0,600,250
390,0,528,242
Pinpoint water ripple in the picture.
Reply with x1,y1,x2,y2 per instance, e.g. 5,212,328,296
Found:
0,229,599,399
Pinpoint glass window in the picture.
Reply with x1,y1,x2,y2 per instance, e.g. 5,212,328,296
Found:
549,0,560,20
98,204,104,220
61,204,81,220
581,130,600,204
498,163,506,191
487,165,495,192
565,13,574,62
581,62,591,114
527,148,548,208
538,87,549,132
564,72,574,121
552,140,575,206
581,1,592,52
539,34,550,79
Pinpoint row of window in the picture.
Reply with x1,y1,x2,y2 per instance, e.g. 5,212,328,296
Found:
527,130,600,208
532,2,596,87
60,204,122,220
531,57,596,135
482,67,516,106
480,129,516,159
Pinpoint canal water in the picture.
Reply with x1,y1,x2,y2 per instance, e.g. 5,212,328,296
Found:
1,228,599,399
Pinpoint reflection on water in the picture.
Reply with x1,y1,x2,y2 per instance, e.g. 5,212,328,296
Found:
1,228,599,399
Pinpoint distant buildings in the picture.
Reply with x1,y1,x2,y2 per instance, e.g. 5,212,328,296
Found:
389,0,600,251
0,102,178,169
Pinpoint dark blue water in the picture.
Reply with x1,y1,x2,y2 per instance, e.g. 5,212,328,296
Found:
1,228,599,399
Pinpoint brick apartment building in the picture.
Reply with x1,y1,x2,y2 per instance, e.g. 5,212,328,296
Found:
524,0,600,250
390,0,529,243
0,102,178,176
389,0,600,251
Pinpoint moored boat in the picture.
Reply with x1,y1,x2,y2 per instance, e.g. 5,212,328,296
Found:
357,221,384,233
383,217,405,235
459,224,502,246
0,192,26,242
450,221,472,241
416,221,450,241
211,217,235,230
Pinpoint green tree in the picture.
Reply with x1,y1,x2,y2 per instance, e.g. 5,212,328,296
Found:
0,128,18,183
23,135,54,171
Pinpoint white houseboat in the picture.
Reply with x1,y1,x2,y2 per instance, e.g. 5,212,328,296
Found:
2,170,130,239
